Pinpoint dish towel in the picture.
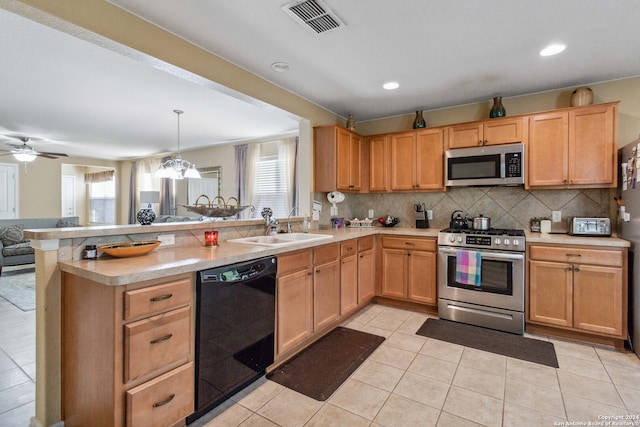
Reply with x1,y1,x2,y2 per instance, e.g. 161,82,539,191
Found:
455,250,482,286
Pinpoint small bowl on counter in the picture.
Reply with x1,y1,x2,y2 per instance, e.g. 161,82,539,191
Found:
378,216,399,227
99,240,161,258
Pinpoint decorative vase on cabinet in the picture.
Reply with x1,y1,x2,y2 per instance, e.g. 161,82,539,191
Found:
570,87,594,107
489,96,506,118
412,110,426,129
346,114,356,131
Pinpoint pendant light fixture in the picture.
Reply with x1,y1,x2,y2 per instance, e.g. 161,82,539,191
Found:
156,110,201,180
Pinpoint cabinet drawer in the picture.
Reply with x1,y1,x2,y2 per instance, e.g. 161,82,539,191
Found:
124,306,191,383
341,240,357,257
126,362,194,427
358,236,374,252
529,245,623,267
381,236,436,252
278,249,312,276
124,278,192,320
314,243,339,264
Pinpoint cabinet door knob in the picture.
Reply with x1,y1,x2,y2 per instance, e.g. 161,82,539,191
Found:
574,267,580,272
566,253,582,257
478,140,483,146
566,267,573,271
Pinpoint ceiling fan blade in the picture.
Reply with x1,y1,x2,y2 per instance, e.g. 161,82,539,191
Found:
38,151,68,158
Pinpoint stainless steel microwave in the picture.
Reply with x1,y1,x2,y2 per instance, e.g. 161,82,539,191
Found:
445,143,525,186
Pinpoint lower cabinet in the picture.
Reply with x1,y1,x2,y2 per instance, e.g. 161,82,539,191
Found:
275,236,378,361
380,236,437,305
527,244,627,339
62,273,194,427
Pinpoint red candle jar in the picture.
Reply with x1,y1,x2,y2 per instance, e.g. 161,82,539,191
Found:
204,230,218,246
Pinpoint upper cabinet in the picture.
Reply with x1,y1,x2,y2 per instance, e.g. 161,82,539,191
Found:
390,128,445,191
314,125,362,192
447,117,524,149
528,102,618,189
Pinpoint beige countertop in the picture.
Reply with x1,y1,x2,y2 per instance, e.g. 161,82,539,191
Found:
56,226,628,286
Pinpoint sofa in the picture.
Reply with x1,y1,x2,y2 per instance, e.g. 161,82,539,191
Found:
154,215,201,223
0,216,80,271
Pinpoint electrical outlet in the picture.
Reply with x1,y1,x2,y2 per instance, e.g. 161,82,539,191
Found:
552,211,562,222
427,210,433,220
157,234,175,246
312,210,320,221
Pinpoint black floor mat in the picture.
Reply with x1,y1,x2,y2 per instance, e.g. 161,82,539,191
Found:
416,318,559,368
267,327,385,400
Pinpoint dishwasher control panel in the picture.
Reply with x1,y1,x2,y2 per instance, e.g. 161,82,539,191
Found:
199,257,276,283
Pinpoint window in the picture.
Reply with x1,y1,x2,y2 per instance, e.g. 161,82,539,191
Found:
248,138,297,219
251,154,289,218
88,180,115,224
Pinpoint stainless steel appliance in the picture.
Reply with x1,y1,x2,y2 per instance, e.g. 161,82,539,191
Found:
445,143,525,187
438,227,525,334
568,217,611,236
188,256,277,423
617,143,640,358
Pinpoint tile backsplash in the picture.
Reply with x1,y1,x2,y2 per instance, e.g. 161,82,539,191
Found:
314,187,613,231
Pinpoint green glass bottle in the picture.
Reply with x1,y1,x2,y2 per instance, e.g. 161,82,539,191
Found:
489,97,506,118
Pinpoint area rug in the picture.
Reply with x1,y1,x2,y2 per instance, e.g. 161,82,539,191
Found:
267,327,385,401
0,267,35,311
416,318,558,368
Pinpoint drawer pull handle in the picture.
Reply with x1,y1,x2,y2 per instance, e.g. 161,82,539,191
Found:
150,294,173,302
152,393,175,408
150,334,173,345
566,253,582,257
405,242,415,245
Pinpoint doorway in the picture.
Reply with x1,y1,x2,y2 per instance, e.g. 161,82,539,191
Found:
0,163,18,219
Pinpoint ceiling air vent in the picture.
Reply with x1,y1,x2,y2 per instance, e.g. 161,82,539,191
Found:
283,0,346,35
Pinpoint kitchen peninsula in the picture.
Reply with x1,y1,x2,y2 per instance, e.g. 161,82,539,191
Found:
25,220,630,426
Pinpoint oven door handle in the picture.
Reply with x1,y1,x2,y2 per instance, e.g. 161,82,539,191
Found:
438,247,525,261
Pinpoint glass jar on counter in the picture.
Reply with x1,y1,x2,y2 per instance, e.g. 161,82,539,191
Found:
83,245,97,259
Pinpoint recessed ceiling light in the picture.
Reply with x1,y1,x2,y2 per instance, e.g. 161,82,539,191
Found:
539,43,566,56
383,81,399,90
271,62,291,72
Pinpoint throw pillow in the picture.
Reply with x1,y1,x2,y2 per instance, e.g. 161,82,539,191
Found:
0,224,25,247
57,217,80,227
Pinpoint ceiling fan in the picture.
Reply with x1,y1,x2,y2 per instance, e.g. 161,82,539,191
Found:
0,136,68,162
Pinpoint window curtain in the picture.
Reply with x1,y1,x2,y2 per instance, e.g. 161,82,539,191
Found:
84,170,114,183
279,136,298,212
158,156,175,215
235,143,260,219
128,161,137,224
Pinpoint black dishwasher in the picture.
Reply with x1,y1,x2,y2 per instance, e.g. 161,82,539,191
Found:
188,256,277,424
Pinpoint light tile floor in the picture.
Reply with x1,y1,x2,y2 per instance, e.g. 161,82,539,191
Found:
2,294,640,427
192,304,640,427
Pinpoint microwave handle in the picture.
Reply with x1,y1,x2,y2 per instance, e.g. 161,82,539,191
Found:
500,153,506,178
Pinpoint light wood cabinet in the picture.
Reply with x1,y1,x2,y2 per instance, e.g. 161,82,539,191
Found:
390,128,445,191
357,236,376,304
527,243,627,340
447,117,523,149
314,125,362,192
380,236,437,305
368,134,389,191
276,249,313,355
62,273,194,427
313,244,340,331
340,239,358,315
528,102,618,188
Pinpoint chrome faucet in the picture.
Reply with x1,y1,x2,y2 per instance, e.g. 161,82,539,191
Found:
261,207,277,235
287,206,298,233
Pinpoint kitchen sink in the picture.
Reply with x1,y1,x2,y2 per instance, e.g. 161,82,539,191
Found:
227,233,332,247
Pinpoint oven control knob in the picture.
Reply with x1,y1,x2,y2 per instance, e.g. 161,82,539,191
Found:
457,236,463,243
494,238,501,245
449,236,455,243
513,239,520,246
504,238,511,246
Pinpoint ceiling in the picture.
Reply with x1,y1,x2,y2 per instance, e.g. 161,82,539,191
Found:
2,0,640,161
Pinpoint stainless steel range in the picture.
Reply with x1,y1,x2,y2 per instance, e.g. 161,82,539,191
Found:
437,227,525,334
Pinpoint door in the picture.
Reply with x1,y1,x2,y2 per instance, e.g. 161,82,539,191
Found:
358,249,376,303
369,135,388,191
0,163,18,219
381,248,407,298
415,128,444,190
61,175,76,216
276,269,313,355
340,254,358,314
528,260,573,327
313,260,340,331
390,133,416,190
573,264,624,336
528,112,569,186
407,250,436,304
